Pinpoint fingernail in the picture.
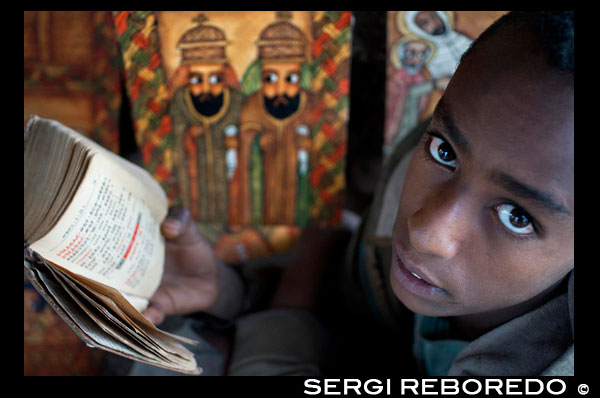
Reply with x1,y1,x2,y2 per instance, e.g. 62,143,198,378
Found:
163,219,182,235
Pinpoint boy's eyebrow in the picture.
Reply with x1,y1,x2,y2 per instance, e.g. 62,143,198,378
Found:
489,170,571,216
434,97,471,158
434,97,571,217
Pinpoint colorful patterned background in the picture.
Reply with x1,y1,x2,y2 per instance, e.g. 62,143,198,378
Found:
24,11,123,375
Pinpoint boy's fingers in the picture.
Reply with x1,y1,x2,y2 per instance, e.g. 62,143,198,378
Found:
167,205,190,224
142,306,165,325
161,206,191,240
161,219,183,239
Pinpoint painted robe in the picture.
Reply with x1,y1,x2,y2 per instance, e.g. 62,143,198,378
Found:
170,85,244,223
229,90,312,227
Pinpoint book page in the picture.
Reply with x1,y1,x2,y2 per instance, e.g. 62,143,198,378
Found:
50,260,199,349
29,153,168,303
25,257,200,374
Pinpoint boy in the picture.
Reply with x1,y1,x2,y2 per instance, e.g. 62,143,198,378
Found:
142,11,574,376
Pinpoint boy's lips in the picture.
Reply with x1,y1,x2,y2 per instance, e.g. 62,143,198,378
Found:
392,245,448,297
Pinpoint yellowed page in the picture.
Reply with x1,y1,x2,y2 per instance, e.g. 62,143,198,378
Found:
30,153,168,307
50,260,199,349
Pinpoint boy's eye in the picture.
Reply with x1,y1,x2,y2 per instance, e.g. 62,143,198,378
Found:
428,136,457,168
264,73,278,83
209,75,222,84
189,76,201,84
495,203,535,235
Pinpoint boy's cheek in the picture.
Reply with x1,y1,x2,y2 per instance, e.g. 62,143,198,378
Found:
460,256,568,314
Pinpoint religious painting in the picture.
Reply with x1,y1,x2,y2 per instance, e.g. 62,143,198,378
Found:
384,11,507,157
114,11,352,262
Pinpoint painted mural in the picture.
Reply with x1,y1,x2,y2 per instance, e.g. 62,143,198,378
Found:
384,11,507,157
114,11,352,262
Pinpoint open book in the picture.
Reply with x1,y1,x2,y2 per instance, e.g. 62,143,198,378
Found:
23,115,201,375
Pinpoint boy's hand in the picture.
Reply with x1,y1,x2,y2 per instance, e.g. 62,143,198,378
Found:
142,206,220,325
270,227,351,311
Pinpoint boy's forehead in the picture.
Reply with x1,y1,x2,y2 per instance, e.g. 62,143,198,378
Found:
445,27,573,157
437,42,574,206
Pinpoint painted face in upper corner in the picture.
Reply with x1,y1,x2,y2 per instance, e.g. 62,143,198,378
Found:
400,40,430,74
390,29,574,319
415,11,447,36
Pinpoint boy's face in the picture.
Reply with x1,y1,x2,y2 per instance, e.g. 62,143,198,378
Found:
390,30,574,318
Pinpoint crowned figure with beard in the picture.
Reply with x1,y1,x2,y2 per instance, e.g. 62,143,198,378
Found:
169,14,244,225
229,12,312,227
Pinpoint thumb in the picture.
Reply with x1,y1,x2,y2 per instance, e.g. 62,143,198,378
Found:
142,305,165,326
161,205,192,241
143,287,177,325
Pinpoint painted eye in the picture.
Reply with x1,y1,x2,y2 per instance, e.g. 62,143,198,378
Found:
209,75,221,84
428,136,456,168
264,73,278,83
495,203,535,235
286,73,299,84
189,76,201,84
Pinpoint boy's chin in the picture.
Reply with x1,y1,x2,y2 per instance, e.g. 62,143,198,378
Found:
390,278,460,318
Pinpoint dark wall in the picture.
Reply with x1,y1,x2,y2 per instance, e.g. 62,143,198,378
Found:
344,11,387,214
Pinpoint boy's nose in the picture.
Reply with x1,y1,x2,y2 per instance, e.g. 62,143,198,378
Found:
407,190,469,260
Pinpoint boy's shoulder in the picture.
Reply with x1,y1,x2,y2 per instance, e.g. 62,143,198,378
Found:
448,271,574,376
541,344,574,376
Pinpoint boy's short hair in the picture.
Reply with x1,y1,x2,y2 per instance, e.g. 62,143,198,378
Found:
461,11,574,74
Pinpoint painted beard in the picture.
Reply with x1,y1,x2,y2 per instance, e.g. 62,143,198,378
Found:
264,94,300,119
190,92,224,117
401,62,425,75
